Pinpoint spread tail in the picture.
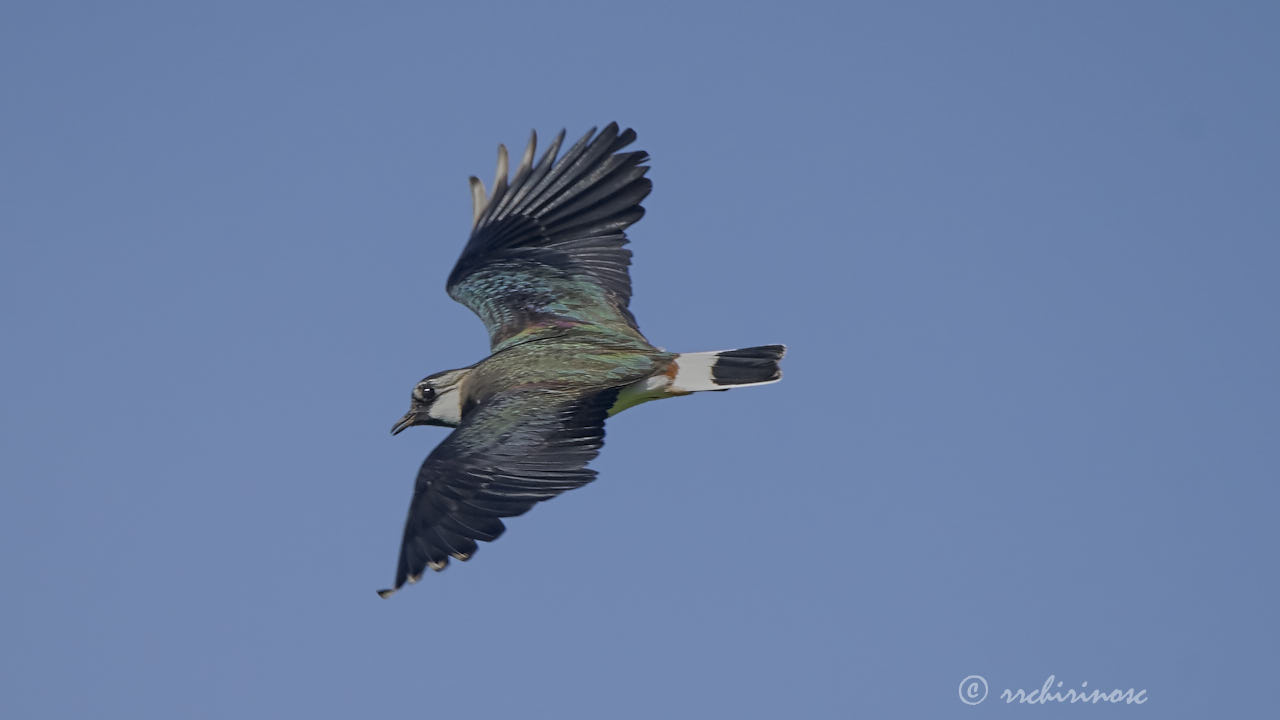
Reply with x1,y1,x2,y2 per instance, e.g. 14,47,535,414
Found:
670,344,786,392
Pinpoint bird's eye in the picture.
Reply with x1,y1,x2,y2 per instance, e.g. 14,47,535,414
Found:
416,386,436,401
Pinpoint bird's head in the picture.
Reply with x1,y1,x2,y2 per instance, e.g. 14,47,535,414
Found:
391,368,471,434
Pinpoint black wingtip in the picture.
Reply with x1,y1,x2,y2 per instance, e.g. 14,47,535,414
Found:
376,587,397,599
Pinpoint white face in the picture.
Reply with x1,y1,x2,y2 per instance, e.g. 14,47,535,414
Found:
414,369,469,426
425,384,463,425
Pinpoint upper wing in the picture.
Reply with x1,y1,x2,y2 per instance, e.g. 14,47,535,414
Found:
447,124,653,352
378,387,619,596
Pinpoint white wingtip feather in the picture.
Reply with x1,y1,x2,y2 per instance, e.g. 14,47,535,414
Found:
493,144,509,190
469,176,486,226
518,131,536,177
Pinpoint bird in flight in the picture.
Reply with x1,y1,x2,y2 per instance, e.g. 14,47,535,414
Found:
378,124,785,597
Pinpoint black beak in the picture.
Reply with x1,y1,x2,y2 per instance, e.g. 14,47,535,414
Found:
391,410,424,436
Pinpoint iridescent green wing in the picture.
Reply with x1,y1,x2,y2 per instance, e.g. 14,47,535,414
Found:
378,388,618,596
446,124,652,352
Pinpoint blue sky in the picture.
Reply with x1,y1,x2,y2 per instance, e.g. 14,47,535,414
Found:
3,2,1277,717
